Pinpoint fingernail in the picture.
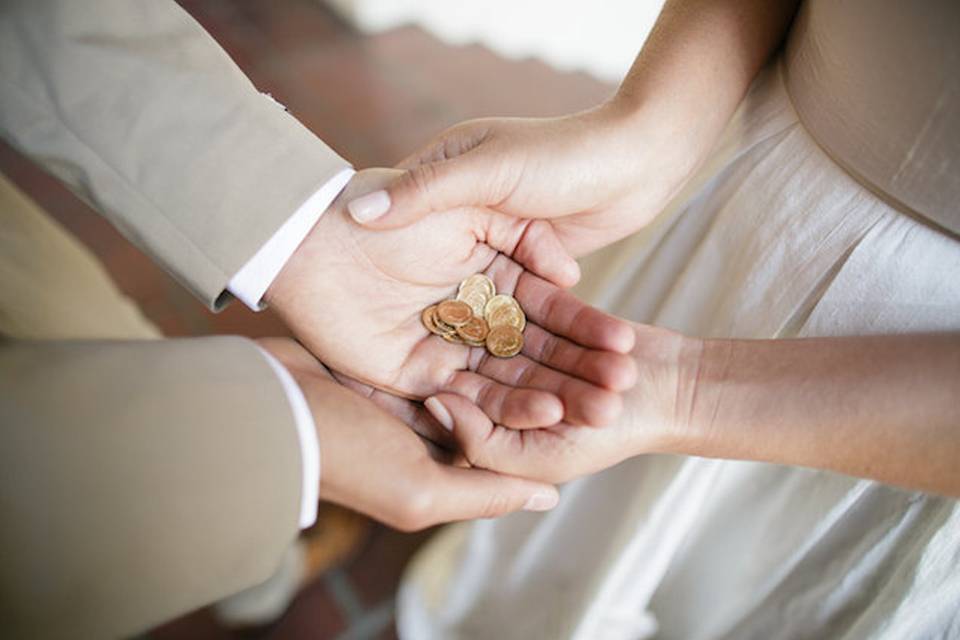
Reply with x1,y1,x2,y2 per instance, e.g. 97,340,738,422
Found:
347,190,390,223
424,396,454,431
523,492,559,512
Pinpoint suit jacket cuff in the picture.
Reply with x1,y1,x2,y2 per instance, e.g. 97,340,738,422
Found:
228,168,354,310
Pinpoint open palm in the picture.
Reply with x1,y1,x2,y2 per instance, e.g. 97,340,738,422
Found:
258,338,560,531
267,169,637,428
411,324,694,484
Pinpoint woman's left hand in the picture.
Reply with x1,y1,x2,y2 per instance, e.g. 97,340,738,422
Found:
371,324,703,485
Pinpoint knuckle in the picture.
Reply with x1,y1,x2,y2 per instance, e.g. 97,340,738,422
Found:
514,361,537,387
459,437,482,466
538,289,563,329
480,492,513,519
394,490,435,532
471,349,491,374
474,381,502,417
406,163,438,200
538,333,560,365
461,438,490,471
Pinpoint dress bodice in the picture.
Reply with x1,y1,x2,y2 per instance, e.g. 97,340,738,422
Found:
785,0,960,235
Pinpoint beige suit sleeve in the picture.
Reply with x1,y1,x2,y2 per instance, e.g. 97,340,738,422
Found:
0,0,351,308
0,337,304,639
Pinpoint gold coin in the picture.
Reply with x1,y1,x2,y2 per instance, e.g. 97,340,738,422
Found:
437,300,473,327
456,315,489,344
424,305,458,338
421,305,443,335
483,294,514,318
457,289,490,318
435,317,458,338
458,274,496,299
486,325,524,358
484,294,526,331
457,274,495,317
442,331,466,344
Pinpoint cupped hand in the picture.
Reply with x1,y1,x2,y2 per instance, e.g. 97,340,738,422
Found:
267,168,637,429
257,338,560,531
346,104,693,257
415,324,704,484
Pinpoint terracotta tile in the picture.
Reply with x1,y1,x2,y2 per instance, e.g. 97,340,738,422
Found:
234,0,351,54
346,525,436,608
152,580,348,640
368,27,614,118
206,306,293,339
150,607,237,640
379,618,400,640
266,579,348,639
0,142,109,251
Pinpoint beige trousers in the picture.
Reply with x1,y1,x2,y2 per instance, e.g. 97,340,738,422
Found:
0,172,318,629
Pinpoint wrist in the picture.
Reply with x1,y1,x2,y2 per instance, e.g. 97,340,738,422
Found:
624,326,707,456
592,95,706,203
679,338,738,459
262,210,335,314
262,252,297,311
658,333,710,455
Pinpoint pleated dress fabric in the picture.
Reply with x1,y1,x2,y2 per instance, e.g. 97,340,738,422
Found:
398,2,960,637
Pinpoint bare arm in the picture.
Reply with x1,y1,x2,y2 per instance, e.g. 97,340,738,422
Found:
614,0,802,185
359,0,802,249
679,333,960,496
429,328,960,498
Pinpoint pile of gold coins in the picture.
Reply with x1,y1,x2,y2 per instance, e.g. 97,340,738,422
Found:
421,274,526,358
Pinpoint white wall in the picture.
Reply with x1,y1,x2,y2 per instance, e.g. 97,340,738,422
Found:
323,0,666,83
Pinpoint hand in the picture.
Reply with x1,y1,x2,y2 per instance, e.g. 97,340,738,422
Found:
416,324,703,484
267,168,637,429
345,104,692,257
257,338,560,531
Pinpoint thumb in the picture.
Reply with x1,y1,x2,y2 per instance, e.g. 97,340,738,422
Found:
429,465,559,523
347,154,500,229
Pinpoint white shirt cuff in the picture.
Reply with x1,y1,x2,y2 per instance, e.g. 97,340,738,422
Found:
228,168,355,310
253,345,321,529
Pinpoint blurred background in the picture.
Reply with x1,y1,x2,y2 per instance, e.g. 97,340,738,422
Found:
0,1,662,638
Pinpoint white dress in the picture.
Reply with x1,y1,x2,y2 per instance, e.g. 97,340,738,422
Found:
398,3,960,638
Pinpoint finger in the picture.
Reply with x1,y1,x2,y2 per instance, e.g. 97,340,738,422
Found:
473,349,624,427
439,370,564,429
485,217,580,288
331,370,459,449
330,369,376,398
369,389,459,450
514,271,636,354
348,153,505,229
427,393,558,481
416,464,558,527
521,323,638,392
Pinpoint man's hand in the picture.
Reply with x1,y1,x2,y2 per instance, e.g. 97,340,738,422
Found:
266,169,637,429
258,338,559,531
414,324,703,484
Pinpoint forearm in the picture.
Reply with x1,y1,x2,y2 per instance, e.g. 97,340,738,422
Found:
681,334,960,496
0,0,349,307
610,0,800,180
